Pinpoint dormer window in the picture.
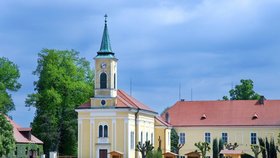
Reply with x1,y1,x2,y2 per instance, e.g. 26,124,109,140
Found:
165,112,170,123
100,72,107,89
201,114,207,120
252,113,258,120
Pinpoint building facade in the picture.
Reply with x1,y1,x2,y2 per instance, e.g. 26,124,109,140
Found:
4,115,43,158
76,16,280,158
75,16,170,158
162,99,280,157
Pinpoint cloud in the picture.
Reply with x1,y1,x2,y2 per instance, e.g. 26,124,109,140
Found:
1,0,280,125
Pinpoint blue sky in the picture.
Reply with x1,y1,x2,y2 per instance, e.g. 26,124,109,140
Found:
1,0,280,127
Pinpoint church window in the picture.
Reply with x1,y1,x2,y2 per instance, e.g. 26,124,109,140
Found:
146,132,148,142
100,72,107,89
99,125,103,137
104,125,108,137
101,100,106,106
151,133,153,144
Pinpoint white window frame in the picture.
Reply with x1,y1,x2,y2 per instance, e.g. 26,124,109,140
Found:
205,132,211,143
179,133,186,144
251,132,257,144
130,131,134,149
98,123,109,138
222,132,228,143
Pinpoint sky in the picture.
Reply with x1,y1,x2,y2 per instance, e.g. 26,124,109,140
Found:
1,0,280,127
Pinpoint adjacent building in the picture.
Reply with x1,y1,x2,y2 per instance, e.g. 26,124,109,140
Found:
162,99,280,157
5,115,43,158
76,16,280,158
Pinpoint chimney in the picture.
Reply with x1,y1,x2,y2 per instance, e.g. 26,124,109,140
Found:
258,96,266,105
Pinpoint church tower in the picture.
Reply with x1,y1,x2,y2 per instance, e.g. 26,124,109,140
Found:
91,14,118,107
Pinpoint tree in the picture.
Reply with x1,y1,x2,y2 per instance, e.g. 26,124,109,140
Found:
225,142,239,150
171,128,179,153
26,49,93,155
0,57,21,114
195,142,211,158
258,138,266,158
136,141,154,158
219,138,224,158
251,144,264,158
170,128,184,155
269,138,277,158
265,138,270,158
223,79,260,100
213,138,219,158
0,114,16,157
277,133,280,153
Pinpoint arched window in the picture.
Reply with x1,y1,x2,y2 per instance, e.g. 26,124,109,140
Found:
99,125,103,137
100,72,107,89
104,125,108,137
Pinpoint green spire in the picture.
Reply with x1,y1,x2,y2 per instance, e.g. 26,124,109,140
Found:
98,14,114,55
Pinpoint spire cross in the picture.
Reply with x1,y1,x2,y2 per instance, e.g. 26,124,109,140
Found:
104,14,108,24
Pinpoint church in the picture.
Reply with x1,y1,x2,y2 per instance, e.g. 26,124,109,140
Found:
75,16,171,158
76,16,280,158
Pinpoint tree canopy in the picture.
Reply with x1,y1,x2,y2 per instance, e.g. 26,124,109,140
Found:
0,114,15,157
0,57,21,113
26,49,93,155
171,128,179,153
223,79,260,100
195,141,211,158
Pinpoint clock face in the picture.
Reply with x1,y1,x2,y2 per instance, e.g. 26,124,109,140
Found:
101,62,106,69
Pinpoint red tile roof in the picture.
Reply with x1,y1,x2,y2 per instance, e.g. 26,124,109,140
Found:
78,89,156,113
4,115,43,144
162,100,280,127
155,116,172,127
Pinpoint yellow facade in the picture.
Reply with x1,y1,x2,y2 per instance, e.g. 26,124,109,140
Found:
175,126,280,157
75,18,170,157
76,109,165,158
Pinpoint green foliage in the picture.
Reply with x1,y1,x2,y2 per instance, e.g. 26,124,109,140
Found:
0,57,21,113
225,142,239,150
269,138,277,158
147,149,162,158
278,133,280,146
251,144,264,158
136,141,154,158
25,49,93,155
258,138,266,158
218,138,224,158
265,138,270,158
194,141,211,158
223,79,260,100
171,128,179,153
213,138,219,158
0,114,15,157
7,144,44,158
277,133,280,153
